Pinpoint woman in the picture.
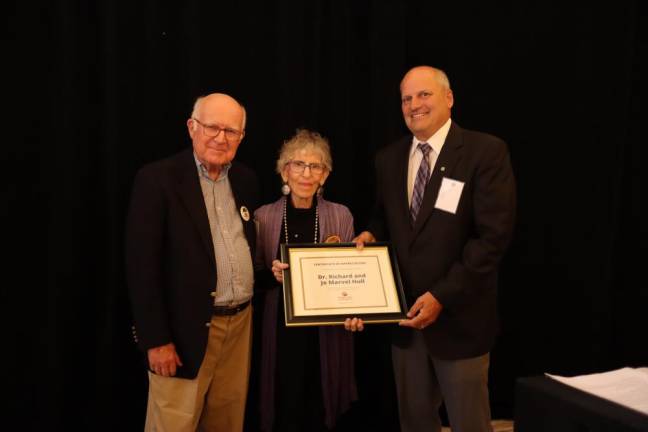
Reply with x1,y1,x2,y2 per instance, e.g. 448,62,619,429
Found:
254,129,357,432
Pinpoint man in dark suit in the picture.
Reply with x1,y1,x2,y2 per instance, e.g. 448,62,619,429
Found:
126,93,259,431
351,66,516,431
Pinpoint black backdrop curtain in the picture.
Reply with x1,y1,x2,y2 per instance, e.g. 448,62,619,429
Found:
4,1,647,430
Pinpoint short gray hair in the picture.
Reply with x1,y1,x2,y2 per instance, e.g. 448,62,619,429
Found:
191,95,247,130
276,129,333,175
432,68,451,90
401,66,452,91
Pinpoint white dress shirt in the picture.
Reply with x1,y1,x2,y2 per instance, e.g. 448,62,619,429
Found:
407,118,452,205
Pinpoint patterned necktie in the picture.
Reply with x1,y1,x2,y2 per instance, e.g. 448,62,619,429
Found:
410,143,431,224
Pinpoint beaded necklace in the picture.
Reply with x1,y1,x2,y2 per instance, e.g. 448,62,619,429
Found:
283,197,319,244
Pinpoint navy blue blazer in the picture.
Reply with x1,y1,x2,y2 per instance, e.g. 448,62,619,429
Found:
369,122,516,359
126,148,259,378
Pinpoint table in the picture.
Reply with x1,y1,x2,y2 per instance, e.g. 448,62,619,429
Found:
515,375,648,432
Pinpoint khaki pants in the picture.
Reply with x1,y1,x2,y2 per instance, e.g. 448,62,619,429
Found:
145,306,252,432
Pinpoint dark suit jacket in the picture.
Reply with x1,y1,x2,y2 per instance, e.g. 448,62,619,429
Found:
369,122,516,359
126,148,259,378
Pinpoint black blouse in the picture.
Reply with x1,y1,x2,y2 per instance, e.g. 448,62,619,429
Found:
279,196,318,246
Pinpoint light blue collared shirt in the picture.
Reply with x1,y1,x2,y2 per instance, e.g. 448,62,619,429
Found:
194,154,253,306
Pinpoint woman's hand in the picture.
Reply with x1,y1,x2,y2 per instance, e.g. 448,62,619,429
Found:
271,259,289,283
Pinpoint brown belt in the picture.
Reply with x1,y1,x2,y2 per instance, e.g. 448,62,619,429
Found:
213,299,251,316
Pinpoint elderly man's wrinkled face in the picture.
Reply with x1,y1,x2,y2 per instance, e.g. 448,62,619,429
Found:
282,148,329,206
188,94,245,169
400,68,453,141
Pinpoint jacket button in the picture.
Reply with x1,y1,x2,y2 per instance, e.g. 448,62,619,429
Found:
205,322,211,327
210,292,216,297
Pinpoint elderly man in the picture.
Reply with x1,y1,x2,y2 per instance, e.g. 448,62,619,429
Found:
126,93,259,431
352,66,516,432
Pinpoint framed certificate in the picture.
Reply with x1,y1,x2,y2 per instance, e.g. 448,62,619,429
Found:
280,242,408,326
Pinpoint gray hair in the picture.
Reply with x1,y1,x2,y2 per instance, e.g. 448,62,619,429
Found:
431,67,451,90
191,95,247,130
276,129,333,175
401,66,452,91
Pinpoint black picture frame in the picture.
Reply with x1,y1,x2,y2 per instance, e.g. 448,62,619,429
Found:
280,242,408,326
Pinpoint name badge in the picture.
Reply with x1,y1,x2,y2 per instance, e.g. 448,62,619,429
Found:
434,177,464,214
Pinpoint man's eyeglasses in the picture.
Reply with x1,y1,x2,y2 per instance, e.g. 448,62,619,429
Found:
192,118,244,141
287,160,326,175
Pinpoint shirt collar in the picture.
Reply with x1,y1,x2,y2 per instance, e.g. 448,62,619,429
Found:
194,152,231,181
409,118,452,157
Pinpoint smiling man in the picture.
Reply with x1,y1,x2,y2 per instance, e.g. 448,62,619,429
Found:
126,93,259,431
353,66,517,431
400,66,454,144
